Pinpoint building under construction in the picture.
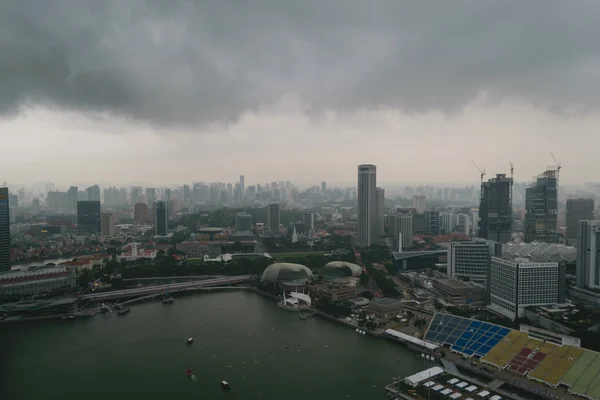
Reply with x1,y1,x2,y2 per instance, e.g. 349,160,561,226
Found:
478,173,513,243
525,167,559,243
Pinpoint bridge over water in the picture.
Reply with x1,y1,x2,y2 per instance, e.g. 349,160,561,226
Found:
82,275,256,302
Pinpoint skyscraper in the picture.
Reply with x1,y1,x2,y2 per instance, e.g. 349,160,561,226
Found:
375,187,385,236
267,203,280,234
155,201,168,236
357,164,377,247
86,185,101,202
134,202,148,224
67,186,78,211
525,168,558,243
146,188,156,205
576,220,600,290
566,198,594,245
321,181,327,193
77,201,101,233
412,195,426,213
303,212,315,232
478,173,513,243
101,212,116,237
424,211,441,236
0,188,10,272
164,188,172,202
389,214,413,251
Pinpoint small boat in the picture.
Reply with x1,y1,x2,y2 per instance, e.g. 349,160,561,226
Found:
117,307,130,315
186,369,193,377
221,380,230,389
187,337,194,344
68,315,76,320
162,295,174,304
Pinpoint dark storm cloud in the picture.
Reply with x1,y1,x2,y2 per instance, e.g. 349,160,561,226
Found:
1,0,599,126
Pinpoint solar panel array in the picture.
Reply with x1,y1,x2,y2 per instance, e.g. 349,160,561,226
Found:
425,313,511,357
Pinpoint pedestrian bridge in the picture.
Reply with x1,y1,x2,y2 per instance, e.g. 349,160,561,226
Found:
82,275,256,301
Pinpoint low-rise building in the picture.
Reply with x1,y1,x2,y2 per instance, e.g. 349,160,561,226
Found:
315,279,357,302
0,265,77,298
432,277,486,307
367,297,403,319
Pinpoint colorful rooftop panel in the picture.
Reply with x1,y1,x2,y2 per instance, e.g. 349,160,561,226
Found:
480,330,530,369
528,345,583,387
561,350,600,400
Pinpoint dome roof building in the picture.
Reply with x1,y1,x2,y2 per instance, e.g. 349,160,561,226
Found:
319,261,363,278
260,263,313,284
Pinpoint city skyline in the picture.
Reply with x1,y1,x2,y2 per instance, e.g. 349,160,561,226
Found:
2,2,600,185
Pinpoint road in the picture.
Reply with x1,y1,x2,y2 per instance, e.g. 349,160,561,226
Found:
82,275,255,301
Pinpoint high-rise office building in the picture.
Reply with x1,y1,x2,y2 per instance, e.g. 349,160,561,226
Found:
303,212,315,232
86,185,101,202
389,214,413,251
134,202,148,225
267,203,280,234
525,168,558,243
375,187,385,236
441,212,455,233
77,201,101,233
235,212,253,232
357,164,377,247
240,175,245,204
130,186,142,205
447,240,498,283
0,188,10,272
101,212,116,237
155,201,168,236
67,186,78,211
321,181,327,193
478,173,513,243
566,198,595,245
412,195,426,213
146,188,156,205
424,211,441,236
576,220,600,290
489,256,565,320
164,188,172,202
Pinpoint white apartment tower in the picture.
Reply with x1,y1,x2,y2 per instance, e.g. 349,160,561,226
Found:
357,164,377,247
576,220,600,289
412,195,426,213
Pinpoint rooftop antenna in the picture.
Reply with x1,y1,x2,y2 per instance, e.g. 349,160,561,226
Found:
510,162,514,180
470,159,486,184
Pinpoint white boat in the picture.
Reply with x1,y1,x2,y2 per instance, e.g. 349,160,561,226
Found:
187,337,194,344
221,380,230,389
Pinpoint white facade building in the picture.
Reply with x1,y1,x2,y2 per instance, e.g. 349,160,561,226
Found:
576,220,600,290
441,212,455,233
412,195,426,214
447,240,493,283
488,257,565,320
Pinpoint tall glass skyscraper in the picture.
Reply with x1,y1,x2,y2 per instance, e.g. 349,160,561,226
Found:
357,164,377,247
0,188,10,272
525,168,558,243
77,201,101,233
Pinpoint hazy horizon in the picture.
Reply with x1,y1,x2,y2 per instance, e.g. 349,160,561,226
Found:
2,1,600,186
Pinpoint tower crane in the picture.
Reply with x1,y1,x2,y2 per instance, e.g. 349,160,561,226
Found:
550,152,562,178
471,159,486,184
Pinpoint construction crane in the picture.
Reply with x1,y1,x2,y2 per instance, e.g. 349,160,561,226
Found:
550,152,562,177
471,159,486,184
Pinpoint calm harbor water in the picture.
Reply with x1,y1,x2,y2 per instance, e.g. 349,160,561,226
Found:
1,291,425,400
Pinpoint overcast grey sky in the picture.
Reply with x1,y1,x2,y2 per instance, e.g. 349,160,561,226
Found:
1,1,599,187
